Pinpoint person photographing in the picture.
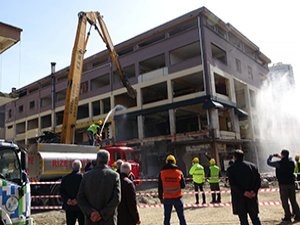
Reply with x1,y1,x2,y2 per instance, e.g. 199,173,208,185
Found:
267,149,300,222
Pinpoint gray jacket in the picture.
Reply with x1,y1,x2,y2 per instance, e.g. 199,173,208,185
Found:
77,164,121,225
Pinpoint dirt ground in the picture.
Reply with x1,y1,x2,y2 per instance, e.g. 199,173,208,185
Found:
31,183,300,225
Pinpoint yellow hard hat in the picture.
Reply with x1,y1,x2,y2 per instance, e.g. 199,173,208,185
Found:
296,155,300,161
192,157,199,163
97,120,103,125
210,158,216,165
166,155,176,164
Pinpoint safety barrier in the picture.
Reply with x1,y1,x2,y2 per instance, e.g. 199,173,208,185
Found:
31,201,281,210
29,187,281,199
29,181,283,211
135,188,280,196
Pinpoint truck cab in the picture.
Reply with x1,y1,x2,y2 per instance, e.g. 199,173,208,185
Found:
106,144,140,183
0,140,32,225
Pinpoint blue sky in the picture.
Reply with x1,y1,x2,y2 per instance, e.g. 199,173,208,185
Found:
0,0,299,92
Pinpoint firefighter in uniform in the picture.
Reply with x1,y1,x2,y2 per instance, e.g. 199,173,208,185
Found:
189,157,206,204
208,158,221,203
158,155,187,225
86,120,102,145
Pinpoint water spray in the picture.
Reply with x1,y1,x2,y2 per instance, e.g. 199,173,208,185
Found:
100,104,126,135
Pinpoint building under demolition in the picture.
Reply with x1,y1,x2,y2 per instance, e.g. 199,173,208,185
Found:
2,7,270,176
0,22,22,139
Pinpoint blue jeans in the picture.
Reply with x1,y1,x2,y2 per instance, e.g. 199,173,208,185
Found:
163,197,186,225
86,131,94,145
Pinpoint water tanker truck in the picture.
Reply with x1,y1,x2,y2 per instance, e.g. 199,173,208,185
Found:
27,142,140,206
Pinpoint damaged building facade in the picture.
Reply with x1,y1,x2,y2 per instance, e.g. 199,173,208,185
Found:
0,21,22,139
3,7,270,176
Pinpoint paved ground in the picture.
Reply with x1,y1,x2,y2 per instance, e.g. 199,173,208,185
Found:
32,183,300,225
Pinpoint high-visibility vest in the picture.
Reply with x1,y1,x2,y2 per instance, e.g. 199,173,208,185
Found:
295,162,300,173
208,165,220,183
189,163,205,184
87,124,99,135
160,169,183,199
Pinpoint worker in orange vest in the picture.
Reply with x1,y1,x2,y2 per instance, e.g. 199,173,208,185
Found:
158,155,186,225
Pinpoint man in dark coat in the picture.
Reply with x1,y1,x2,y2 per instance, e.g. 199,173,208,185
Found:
117,162,140,225
267,149,300,222
77,150,121,225
227,149,262,225
60,160,84,225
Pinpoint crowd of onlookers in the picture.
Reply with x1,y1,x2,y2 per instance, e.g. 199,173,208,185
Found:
60,148,300,225
60,150,140,225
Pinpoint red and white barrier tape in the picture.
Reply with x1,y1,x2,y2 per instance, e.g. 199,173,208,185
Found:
31,206,62,210
31,201,281,210
31,195,60,199
30,188,281,200
30,181,61,185
136,188,280,196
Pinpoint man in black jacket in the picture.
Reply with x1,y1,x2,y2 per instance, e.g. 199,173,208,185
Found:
267,149,300,222
227,150,261,225
60,160,84,225
117,162,140,225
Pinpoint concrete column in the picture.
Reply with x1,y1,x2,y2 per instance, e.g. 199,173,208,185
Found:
244,86,254,139
169,109,176,135
209,108,220,161
88,101,93,120
137,115,144,139
137,87,142,109
167,79,173,103
209,108,220,138
230,108,241,139
229,77,236,103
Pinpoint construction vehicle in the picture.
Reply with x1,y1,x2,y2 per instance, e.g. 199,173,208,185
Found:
0,140,32,225
61,11,136,144
27,11,140,206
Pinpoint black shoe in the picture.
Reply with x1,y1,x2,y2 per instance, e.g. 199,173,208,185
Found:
195,201,199,204
282,217,291,222
294,217,300,222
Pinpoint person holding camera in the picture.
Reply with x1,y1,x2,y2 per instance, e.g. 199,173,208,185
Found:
267,149,300,222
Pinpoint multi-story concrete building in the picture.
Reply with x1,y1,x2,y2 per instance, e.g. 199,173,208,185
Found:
0,22,22,138
3,7,270,176
269,62,295,85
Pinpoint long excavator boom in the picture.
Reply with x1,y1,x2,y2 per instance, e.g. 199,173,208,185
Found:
61,11,136,144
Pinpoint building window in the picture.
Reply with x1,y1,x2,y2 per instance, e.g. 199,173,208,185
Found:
214,73,229,97
91,73,110,90
248,66,253,80
92,100,101,116
139,54,165,75
80,81,89,94
235,58,242,73
211,43,227,64
18,105,24,113
41,114,51,128
29,100,35,109
102,98,111,114
169,42,201,65
142,82,168,104
77,104,89,120
8,109,12,118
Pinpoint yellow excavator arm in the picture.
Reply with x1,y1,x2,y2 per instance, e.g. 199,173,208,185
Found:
61,11,136,144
